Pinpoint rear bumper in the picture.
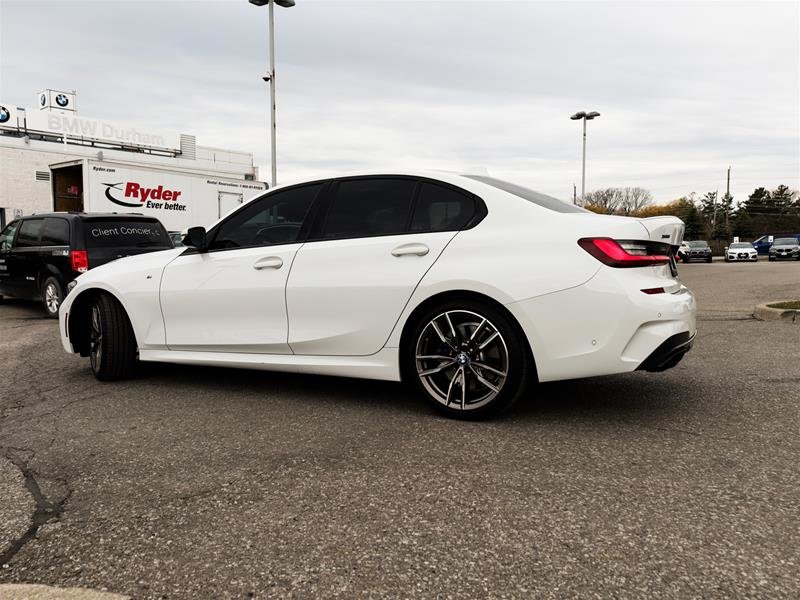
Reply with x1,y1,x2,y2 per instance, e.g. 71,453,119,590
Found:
506,266,697,382
637,331,694,372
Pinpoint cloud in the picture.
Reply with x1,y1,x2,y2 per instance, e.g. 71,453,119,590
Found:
1,0,797,203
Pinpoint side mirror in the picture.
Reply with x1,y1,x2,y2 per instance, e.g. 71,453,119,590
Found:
184,226,208,252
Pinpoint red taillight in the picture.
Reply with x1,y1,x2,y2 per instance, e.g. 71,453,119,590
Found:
641,287,666,295
70,250,89,273
578,238,670,268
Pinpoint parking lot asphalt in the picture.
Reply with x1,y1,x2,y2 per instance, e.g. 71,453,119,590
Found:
1,260,798,599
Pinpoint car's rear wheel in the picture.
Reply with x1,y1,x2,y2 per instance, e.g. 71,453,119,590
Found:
406,300,532,419
88,294,137,381
42,277,63,319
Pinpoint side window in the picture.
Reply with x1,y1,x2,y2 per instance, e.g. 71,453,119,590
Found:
321,178,416,240
15,219,44,248
411,183,475,232
210,183,322,250
42,218,70,246
0,221,19,251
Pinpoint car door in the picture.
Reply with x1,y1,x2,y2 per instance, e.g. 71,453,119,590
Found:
286,177,480,356
160,182,325,354
0,220,20,296
10,218,44,299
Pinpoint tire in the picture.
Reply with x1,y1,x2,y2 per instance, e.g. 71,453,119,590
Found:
42,277,63,319
88,294,137,381
404,299,533,420
706,257,712,263
768,257,774,262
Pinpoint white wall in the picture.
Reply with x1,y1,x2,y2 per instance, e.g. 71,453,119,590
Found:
0,145,67,219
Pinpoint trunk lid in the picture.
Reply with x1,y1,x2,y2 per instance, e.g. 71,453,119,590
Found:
636,216,686,246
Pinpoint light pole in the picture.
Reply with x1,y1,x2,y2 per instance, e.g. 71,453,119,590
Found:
570,110,600,204
249,0,296,187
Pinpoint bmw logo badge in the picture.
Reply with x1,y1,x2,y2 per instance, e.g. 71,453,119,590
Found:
40,93,47,106
56,94,69,107
0,106,9,123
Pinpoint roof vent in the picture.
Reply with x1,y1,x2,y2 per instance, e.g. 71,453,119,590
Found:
180,134,197,160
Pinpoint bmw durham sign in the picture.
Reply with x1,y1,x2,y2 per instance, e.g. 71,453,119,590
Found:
56,94,70,107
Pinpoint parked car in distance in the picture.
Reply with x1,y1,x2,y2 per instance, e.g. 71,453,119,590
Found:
724,242,758,262
678,240,712,263
768,237,800,261
752,233,800,255
59,171,696,419
0,213,172,318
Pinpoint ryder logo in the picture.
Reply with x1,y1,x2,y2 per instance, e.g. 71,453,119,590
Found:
103,182,187,212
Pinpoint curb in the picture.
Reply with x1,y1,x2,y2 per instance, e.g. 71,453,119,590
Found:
0,584,130,600
754,302,799,322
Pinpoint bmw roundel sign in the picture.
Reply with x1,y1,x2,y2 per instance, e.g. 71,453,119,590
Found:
40,93,47,107
56,94,69,107
0,106,9,123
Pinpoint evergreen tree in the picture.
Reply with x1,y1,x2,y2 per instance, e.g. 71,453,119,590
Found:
771,185,793,214
742,187,772,216
698,191,718,238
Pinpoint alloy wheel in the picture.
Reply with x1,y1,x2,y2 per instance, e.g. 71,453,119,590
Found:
45,282,60,315
415,310,509,411
89,304,103,372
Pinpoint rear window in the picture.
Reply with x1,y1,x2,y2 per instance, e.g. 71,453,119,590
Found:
16,219,44,247
463,175,588,214
84,220,171,248
42,218,70,246
411,183,475,232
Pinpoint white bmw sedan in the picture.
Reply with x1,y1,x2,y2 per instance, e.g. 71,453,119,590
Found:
59,172,696,418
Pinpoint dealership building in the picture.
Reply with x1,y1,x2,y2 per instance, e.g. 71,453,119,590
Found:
0,90,266,230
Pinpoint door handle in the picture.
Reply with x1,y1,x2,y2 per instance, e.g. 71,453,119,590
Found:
391,243,429,257
253,256,283,270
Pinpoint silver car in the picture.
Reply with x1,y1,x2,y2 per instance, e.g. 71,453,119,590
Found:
724,242,758,262
768,237,800,261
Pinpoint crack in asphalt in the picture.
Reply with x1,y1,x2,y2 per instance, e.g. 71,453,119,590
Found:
0,450,72,568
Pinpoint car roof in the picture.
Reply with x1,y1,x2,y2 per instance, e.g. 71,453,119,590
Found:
19,212,161,221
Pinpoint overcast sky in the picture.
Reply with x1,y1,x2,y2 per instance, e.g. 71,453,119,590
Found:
1,0,798,203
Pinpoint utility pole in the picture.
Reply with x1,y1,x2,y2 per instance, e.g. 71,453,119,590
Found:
712,189,718,231
726,165,731,198
573,183,577,205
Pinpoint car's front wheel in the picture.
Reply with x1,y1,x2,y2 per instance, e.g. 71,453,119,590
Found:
42,277,63,319
88,294,137,381
406,300,533,419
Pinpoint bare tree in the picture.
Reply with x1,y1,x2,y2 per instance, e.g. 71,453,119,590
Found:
583,187,653,214
582,188,622,213
617,187,653,214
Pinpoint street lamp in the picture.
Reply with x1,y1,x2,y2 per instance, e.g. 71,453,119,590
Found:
570,110,600,204
249,0,296,187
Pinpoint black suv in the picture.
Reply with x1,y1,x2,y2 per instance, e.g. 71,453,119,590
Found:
0,213,172,318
